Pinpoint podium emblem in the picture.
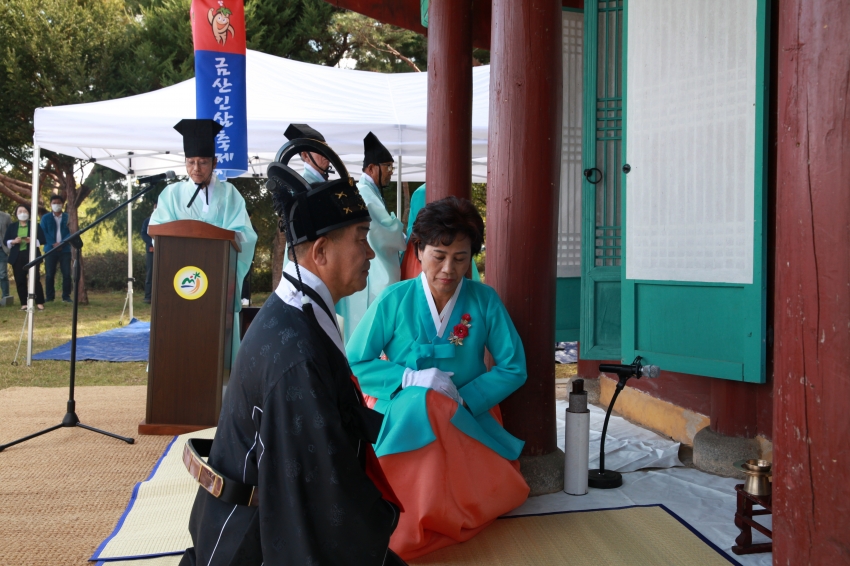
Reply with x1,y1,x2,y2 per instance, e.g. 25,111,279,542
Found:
174,266,209,300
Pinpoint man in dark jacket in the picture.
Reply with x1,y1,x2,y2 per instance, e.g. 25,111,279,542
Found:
40,194,72,303
179,142,407,566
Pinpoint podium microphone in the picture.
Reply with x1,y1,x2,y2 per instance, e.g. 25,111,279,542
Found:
136,171,176,185
589,356,660,489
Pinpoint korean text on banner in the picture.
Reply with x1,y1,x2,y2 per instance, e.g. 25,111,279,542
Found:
191,0,247,178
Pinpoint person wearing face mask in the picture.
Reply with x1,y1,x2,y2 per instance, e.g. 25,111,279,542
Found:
4,205,46,311
40,194,73,303
335,132,406,343
346,197,529,561
150,119,257,361
284,123,331,184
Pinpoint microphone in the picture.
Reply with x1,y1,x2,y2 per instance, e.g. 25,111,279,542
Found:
599,358,660,380
641,364,660,379
589,355,660,490
136,171,176,185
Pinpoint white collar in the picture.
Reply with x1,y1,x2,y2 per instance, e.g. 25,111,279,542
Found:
359,173,381,194
420,272,463,338
276,262,345,356
304,162,325,180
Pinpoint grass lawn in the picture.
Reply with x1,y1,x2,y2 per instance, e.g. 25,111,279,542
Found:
0,290,271,390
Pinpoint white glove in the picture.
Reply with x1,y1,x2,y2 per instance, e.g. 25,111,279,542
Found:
402,368,463,404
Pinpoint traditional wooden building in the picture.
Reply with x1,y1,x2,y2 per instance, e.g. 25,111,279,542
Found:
327,0,848,562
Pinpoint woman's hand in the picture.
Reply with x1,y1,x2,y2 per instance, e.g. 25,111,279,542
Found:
402,368,463,404
12,237,22,245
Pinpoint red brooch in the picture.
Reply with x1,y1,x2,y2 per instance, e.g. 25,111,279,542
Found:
449,314,472,346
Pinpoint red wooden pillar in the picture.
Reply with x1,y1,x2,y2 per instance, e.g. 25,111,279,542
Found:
773,0,850,563
487,0,562,456
426,0,473,202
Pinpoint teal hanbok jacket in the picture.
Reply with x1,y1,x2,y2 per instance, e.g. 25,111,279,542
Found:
347,276,527,460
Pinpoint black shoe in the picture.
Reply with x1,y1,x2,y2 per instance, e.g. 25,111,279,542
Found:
45,299,55,303
143,298,151,304
62,298,72,303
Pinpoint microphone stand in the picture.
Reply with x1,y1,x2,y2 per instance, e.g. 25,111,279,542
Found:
0,180,162,452
587,356,653,489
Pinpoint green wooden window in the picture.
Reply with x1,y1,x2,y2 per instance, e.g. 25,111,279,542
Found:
619,0,770,383
580,0,624,360
580,0,769,382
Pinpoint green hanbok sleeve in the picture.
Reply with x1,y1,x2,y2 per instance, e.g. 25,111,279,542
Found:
346,289,408,402
457,285,527,417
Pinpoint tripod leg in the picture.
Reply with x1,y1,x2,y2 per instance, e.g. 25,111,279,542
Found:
11,310,29,366
76,422,135,444
0,423,63,452
119,291,129,326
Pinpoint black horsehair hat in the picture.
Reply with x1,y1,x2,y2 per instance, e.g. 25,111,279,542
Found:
284,124,326,143
174,119,223,158
268,139,370,246
363,132,394,169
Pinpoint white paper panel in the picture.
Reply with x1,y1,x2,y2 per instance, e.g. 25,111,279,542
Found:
625,0,757,284
557,11,584,278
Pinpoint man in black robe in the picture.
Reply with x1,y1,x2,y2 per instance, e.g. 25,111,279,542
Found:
180,139,406,566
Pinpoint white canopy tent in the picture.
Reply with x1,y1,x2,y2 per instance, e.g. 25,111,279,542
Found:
25,50,492,364
34,49,491,182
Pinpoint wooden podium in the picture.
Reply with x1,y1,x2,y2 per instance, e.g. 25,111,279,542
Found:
139,220,240,435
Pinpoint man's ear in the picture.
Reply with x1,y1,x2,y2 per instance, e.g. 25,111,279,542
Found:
312,236,330,266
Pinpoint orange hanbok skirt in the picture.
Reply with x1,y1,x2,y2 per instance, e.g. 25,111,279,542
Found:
364,390,530,561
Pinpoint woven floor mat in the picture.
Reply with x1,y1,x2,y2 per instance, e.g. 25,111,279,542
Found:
411,506,738,566
91,427,216,561
0,386,171,566
92,506,737,566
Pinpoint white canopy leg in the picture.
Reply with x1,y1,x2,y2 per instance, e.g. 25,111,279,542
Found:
396,155,403,218
127,175,134,322
26,144,39,366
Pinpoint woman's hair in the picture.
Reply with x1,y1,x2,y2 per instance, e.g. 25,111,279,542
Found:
15,204,28,216
410,196,484,256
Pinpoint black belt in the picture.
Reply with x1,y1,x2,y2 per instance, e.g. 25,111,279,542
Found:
183,438,259,507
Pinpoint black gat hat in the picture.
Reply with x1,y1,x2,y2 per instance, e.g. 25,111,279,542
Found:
284,124,326,143
174,119,222,158
362,131,394,169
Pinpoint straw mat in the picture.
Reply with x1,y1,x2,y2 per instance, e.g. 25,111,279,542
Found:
90,428,735,565
91,427,216,561
412,506,737,565
0,386,171,566
91,506,735,566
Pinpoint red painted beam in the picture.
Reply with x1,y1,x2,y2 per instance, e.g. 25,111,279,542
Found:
773,0,850,563
487,0,562,456
426,0,473,201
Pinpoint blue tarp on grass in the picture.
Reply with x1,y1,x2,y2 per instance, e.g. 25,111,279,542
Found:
33,318,150,362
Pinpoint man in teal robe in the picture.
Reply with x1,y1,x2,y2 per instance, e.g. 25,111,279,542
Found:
150,119,257,361
336,132,406,343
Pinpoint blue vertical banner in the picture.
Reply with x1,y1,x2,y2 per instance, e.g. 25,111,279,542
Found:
191,0,247,179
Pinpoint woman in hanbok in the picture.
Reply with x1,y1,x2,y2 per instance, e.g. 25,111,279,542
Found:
347,196,530,560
